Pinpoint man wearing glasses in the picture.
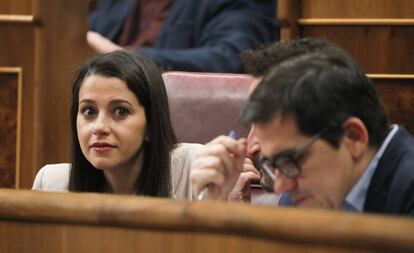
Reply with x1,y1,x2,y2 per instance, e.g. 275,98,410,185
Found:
191,46,414,215
240,38,338,205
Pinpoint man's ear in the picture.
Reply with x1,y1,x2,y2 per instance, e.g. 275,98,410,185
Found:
341,117,369,160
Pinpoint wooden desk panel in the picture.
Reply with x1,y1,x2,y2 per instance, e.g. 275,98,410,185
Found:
373,78,414,134
0,24,35,189
301,25,414,74
1,190,413,253
0,0,32,15
301,0,414,19
0,221,368,253
0,71,19,188
0,0,93,189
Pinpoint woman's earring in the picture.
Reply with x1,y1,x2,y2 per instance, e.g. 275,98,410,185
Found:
145,135,151,142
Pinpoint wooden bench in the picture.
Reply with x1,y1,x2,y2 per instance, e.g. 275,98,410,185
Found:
1,189,413,253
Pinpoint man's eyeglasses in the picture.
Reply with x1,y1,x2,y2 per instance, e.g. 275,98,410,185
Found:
258,128,329,192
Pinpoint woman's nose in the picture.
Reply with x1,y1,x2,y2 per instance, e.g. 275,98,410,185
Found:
93,114,110,135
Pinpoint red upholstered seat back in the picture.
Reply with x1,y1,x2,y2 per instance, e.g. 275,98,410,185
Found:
163,72,253,144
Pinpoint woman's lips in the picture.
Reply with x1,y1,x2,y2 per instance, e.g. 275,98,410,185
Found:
92,146,114,153
91,142,116,153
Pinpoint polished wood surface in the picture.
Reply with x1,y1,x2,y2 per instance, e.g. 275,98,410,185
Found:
277,0,300,40
277,0,414,133
1,189,414,253
278,0,414,72
0,0,94,189
0,23,35,189
0,69,21,188
368,75,414,134
373,78,414,134
301,0,414,18
298,18,414,25
0,14,36,24
302,26,414,74
33,0,94,179
0,1,32,15
368,74,414,79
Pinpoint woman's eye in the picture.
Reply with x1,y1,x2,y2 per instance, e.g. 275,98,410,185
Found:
80,107,97,117
114,107,129,117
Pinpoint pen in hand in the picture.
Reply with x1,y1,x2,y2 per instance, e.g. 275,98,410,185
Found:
197,130,238,201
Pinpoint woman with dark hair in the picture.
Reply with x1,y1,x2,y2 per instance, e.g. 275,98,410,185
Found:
32,50,201,199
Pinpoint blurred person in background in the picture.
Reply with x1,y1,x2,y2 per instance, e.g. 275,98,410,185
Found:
87,0,279,73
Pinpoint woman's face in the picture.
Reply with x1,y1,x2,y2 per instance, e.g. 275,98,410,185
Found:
77,74,147,171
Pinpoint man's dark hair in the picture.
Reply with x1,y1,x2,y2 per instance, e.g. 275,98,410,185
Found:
241,49,389,148
69,50,177,197
241,38,338,77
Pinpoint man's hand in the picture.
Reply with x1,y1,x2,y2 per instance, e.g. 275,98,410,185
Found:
87,31,122,54
190,136,246,200
227,157,261,202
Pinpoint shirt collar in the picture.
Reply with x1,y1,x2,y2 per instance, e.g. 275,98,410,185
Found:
343,124,398,212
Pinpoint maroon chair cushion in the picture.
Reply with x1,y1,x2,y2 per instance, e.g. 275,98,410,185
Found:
163,71,253,144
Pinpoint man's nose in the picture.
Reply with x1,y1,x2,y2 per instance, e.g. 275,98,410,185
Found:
273,170,297,194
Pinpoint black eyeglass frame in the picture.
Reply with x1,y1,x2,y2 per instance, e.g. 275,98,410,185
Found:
259,127,331,191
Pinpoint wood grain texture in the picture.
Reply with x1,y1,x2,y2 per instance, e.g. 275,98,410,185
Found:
0,0,32,15
0,222,373,253
0,0,94,189
32,0,94,184
0,72,18,188
298,18,414,25
368,74,414,79
301,0,414,18
0,14,36,24
278,0,414,75
0,189,413,253
278,0,301,40
278,0,414,136
301,26,414,74
0,24,35,189
373,78,414,134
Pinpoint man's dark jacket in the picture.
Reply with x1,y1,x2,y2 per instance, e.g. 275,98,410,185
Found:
140,0,278,73
90,0,279,73
364,126,414,216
